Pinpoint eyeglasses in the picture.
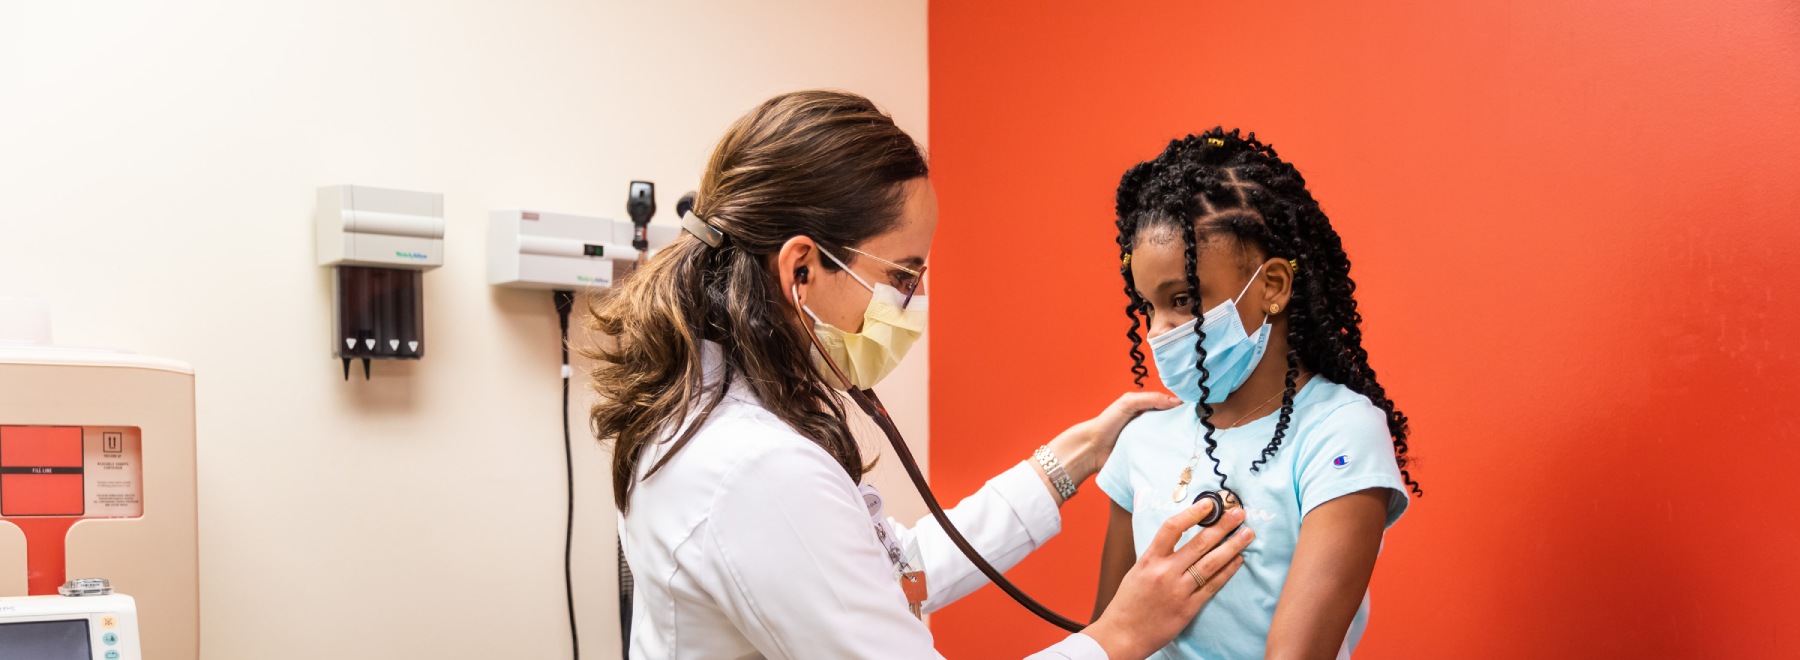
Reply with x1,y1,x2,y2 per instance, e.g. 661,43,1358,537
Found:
840,245,927,310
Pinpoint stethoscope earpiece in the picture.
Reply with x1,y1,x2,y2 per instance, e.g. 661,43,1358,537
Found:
1192,488,1241,527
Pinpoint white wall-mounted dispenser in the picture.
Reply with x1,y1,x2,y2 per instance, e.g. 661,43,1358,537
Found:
315,185,444,380
487,210,676,291
316,184,444,268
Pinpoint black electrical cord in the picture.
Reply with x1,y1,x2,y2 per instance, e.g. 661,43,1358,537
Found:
554,289,580,660
618,537,634,657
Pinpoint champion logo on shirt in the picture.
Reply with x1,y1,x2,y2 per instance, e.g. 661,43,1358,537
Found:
1332,455,1350,469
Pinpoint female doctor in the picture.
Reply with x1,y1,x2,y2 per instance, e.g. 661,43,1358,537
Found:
587,90,1254,659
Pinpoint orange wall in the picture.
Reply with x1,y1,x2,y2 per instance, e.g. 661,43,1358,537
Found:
927,2,1800,657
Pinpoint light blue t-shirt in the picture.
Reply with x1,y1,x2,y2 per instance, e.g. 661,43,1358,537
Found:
1096,377,1408,660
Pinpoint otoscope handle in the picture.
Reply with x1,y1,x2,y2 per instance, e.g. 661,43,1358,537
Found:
627,181,656,251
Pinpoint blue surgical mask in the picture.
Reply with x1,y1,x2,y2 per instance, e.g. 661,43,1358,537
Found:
1147,264,1272,403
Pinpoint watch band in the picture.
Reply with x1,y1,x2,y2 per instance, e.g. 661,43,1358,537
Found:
1033,445,1078,501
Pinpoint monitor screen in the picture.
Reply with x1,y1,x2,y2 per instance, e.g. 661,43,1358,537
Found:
0,619,91,659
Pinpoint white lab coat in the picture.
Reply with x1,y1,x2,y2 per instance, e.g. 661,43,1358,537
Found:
619,342,1104,659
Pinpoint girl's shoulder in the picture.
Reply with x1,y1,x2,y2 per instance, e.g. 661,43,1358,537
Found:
1120,400,1200,438
1285,376,1409,525
1289,377,1389,441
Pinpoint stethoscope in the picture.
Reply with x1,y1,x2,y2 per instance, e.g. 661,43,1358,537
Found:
791,266,1239,633
1191,489,1241,526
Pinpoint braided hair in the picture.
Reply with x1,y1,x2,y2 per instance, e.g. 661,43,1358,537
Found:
1114,128,1421,496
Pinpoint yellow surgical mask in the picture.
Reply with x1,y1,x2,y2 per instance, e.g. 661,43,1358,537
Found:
801,248,927,390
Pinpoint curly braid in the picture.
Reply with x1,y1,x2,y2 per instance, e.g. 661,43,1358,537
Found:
1113,128,1421,496
1180,209,1229,488
1115,187,1151,387
1254,349,1302,474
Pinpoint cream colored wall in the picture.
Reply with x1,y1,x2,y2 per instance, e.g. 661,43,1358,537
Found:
0,1,928,658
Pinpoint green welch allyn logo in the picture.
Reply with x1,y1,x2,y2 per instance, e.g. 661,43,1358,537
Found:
576,275,611,284
395,251,429,260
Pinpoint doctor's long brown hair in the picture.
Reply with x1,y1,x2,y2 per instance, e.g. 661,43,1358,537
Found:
586,90,928,512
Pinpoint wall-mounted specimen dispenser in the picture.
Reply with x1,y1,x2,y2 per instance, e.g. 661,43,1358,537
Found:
316,184,444,380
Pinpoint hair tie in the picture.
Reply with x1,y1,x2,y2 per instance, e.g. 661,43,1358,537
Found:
675,191,725,248
1206,137,1225,147
679,209,726,248
1121,253,1132,269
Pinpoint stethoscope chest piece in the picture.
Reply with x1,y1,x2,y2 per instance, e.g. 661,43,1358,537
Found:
1191,488,1241,527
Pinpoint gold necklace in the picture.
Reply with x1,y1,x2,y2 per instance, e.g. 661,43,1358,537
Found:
1172,388,1284,503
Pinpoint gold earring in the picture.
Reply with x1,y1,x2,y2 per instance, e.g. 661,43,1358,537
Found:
1269,303,1280,314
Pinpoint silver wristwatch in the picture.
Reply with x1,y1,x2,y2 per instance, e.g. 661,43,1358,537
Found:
1033,445,1078,501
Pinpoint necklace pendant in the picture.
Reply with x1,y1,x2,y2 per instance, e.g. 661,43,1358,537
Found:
1172,482,1189,503
1178,466,1192,483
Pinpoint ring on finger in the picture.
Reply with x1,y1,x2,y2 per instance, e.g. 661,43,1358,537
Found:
1186,565,1207,590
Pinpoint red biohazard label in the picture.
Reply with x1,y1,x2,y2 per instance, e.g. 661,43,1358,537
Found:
0,425,143,519
0,426,85,516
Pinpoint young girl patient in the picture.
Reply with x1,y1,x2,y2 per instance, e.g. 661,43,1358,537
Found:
1093,129,1420,660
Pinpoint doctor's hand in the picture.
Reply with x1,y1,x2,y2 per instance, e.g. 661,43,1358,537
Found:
1085,499,1252,660
1046,392,1181,488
